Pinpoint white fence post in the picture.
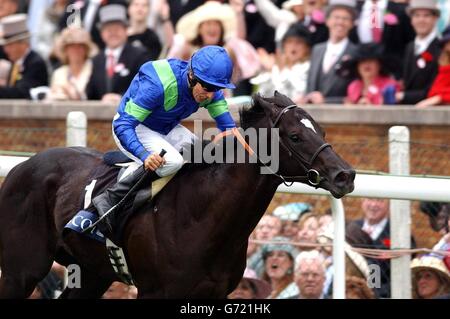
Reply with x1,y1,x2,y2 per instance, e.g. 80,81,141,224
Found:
66,111,87,147
389,126,411,299
331,197,346,299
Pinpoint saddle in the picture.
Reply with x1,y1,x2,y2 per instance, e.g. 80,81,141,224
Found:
65,151,175,246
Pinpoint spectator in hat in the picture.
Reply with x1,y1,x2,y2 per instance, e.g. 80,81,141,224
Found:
0,14,48,99
251,23,311,103
411,255,450,299
342,42,400,105
416,26,450,107
272,202,312,239
168,1,259,87
59,0,128,49
355,0,414,79
48,26,97,100
168,1,240,60
228,268,272,299
304,0,358,104
396,0,441,105
261,236,300,299
85,4,150,102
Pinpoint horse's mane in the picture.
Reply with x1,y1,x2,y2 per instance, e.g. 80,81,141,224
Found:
181,93,302,170
240,93,296,130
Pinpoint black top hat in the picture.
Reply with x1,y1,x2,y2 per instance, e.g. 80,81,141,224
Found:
338,42,392,78
282,23,312,47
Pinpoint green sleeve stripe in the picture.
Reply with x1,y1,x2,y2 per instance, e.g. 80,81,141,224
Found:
152,60,178,111
125,98,152,122
207,100,228,118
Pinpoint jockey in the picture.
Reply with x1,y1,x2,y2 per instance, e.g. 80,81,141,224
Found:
92,45,237,222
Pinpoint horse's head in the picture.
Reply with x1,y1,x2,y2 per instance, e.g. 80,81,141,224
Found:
240,91,355,198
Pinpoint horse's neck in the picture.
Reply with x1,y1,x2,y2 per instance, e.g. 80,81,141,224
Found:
207,163,280,240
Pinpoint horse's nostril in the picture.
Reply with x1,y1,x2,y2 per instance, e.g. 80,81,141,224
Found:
334,169,355,186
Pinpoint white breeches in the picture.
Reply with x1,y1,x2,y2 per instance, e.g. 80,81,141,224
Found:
113,122,197,179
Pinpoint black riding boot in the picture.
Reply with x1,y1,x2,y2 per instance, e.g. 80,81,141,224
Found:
92,166,160,231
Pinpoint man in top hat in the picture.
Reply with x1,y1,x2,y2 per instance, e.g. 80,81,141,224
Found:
356,0,415,79
60,0,128,49
305,0,358,104
396,0,441,105
0,14,48,99
85,4,150,102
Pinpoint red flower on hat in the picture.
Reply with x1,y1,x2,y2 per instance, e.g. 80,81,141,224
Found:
382,238,391,248
421,51,433,62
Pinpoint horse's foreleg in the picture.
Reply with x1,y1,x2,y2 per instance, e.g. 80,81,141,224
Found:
0,253,53,299
0,185,57,298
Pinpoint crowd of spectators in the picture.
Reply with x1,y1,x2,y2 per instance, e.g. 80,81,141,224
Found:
0,0,449,106
234,199,450,299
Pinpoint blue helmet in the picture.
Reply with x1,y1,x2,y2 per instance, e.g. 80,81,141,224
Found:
190,46,236,89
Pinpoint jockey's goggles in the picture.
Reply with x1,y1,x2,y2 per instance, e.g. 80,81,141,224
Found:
194,76,222,93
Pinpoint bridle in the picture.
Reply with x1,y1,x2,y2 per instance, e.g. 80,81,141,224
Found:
214,104,331,187
263,104,332,187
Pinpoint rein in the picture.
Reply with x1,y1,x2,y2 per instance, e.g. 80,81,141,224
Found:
213,105,331,187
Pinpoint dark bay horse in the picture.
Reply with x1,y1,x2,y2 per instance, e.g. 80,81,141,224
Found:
0,92,355,298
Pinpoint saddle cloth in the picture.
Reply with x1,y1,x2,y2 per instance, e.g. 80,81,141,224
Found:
64,159,175,246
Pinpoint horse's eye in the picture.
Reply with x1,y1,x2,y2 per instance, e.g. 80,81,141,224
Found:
289,134,300,142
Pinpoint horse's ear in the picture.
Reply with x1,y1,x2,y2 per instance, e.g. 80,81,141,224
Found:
274,90,296,106
254,93,278,119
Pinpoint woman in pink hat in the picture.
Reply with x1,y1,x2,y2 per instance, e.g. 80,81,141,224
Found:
342,43,400,105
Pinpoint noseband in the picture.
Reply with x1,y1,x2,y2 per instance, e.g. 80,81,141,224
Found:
266,104,331,187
